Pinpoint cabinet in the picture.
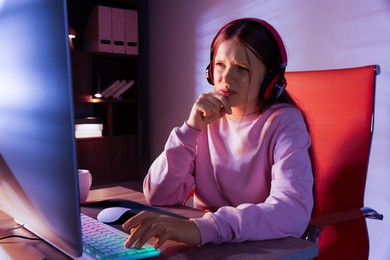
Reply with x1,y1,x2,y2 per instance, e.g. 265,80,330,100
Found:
67,0,149,185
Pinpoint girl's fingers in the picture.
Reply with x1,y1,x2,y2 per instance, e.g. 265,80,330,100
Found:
122,211,155,230
124,215,202,249
134,222,171,249
211,92,232,115
154,228,173,249
122,211,158,248
187,92,231,130
197,93,231,118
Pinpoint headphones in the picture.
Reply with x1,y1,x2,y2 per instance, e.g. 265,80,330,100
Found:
206,18,287,100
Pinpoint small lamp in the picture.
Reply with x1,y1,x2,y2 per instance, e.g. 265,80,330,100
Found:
94,92,102,99
93,74,103,99
68,26,76,50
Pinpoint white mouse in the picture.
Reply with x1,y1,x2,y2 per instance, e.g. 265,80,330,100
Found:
97,207,136,224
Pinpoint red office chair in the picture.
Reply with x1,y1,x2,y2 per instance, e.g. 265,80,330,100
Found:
285,65,383,259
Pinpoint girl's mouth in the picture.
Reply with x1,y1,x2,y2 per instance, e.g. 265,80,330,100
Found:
217,89,235,96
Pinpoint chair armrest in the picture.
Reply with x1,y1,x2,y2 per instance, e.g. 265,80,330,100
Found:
302,207,383,243
302,208,361,243
361,206,384,220
309,208,363,229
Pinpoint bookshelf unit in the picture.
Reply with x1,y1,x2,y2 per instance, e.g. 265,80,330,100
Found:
67,0,148,185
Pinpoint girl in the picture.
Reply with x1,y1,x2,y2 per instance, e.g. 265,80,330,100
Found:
123,18,314,249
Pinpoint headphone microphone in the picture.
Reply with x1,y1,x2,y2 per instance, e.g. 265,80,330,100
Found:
205,18,287,100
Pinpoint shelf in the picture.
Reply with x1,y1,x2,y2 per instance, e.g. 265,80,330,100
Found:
75,97,138,103
76,134,136,142
77,50,138,59
68,0,144,184
74,101,138,136
71,51,138,100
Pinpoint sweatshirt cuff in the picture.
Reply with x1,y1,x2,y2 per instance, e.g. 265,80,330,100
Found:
182,121,201,134
174,122,201,147
191,213,219,245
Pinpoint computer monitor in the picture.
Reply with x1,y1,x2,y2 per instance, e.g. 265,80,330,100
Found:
0,0,83,257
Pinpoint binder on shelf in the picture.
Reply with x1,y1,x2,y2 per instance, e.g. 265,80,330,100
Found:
111,8,126,54
111,80,135,99
84,5,112,53
101,79,125,98
124,9,138,55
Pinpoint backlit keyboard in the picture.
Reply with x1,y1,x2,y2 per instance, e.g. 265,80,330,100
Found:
81,214,160,259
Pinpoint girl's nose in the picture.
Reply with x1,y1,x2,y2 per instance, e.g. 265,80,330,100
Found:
222,67,235,85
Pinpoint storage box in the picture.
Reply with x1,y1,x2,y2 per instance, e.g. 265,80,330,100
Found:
84,5,113,53
112,8,126,54
124,9,138,55
84,5,138,55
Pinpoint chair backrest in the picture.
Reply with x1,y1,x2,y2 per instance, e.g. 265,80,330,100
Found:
285,65,379,258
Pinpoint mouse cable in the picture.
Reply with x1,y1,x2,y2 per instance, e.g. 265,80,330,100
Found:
0,235,42,241
0,224,42,241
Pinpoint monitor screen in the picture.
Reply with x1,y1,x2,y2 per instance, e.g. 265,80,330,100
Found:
0,0,83,257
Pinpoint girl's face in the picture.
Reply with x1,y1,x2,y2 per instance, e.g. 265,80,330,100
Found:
213,39,267,116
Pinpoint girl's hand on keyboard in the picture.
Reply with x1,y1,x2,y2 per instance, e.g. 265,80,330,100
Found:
122,211,201,249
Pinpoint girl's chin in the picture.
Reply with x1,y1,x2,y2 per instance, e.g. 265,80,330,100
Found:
230,102,259,115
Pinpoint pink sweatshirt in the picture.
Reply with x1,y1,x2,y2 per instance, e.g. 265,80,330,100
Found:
144,103,313,245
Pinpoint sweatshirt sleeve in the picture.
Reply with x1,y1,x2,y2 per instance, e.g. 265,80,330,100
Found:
192,108,314,244
143,122,200,206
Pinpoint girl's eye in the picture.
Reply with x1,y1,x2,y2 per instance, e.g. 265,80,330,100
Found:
238,66,250,72
215,62,225,68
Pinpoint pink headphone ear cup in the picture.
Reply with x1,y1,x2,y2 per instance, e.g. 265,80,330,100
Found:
260,70,279,99
263,75,280,99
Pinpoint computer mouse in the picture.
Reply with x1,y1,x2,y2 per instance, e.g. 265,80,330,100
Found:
97,207,137,224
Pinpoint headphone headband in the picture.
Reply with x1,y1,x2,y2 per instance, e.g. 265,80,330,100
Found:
209,18,287,68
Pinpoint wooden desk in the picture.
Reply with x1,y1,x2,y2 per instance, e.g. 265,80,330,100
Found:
0,185,318,259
